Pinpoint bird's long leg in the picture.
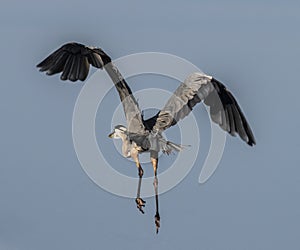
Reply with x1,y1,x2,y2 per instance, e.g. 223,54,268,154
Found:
151,154,160,234
135,165,146,214
132,150,146,214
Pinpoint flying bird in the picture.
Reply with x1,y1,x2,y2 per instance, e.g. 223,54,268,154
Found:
37,42,256,233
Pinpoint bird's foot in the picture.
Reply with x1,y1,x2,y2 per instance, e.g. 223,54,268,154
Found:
135,198,146,214
155,212,160,234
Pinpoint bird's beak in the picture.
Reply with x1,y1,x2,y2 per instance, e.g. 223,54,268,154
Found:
108,132,114,138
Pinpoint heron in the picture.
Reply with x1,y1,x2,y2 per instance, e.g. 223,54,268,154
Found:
37,42,256,233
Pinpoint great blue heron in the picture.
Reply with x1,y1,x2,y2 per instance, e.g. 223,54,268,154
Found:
37,42,256,233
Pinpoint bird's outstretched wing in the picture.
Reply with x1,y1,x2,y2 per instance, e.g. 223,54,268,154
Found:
37,42,146,134
36,42,110,81
146,72,255,146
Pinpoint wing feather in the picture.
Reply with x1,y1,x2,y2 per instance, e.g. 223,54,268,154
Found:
148,72,255,146
37,42,146,134
37,42,106,81
79,57,90,81
60,55,72,81
46,51,69,75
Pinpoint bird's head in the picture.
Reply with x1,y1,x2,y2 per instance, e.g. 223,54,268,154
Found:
108,125,127,139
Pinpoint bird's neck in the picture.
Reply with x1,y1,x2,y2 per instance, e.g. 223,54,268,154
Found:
118,133,128,141
119,133,131,158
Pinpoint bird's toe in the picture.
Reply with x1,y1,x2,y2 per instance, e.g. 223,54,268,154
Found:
135,198,146,214
155,213,160,234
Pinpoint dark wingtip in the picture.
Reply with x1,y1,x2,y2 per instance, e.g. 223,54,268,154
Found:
210,78,256,147
36,61,46,70
247,138,256,147
37,42,109,82
69,76,78,82
60,74,67,81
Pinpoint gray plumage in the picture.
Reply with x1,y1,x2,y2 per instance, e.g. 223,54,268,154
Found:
37,42,256,233
37,42,255,148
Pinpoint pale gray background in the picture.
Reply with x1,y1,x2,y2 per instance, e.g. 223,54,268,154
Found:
1,0,299,249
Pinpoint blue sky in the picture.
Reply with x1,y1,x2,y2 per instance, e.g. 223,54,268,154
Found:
1,1,300,249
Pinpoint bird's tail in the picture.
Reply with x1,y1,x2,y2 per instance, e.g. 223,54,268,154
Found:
160,140,190,155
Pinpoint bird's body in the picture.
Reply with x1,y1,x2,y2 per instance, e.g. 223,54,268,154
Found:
109,125,150,158
109,125,184,158
37,42,256,233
